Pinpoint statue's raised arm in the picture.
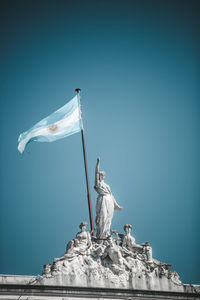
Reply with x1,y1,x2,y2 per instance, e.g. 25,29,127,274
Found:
95,157,100,188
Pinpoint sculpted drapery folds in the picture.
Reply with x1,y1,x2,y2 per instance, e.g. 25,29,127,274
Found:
94,157,122,239
53,222,91,263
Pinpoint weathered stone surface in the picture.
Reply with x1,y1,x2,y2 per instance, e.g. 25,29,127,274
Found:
0,275,36,285
31,222,184,293
0,280,200,299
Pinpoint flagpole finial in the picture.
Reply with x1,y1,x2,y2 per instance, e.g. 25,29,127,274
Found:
75,88,81,94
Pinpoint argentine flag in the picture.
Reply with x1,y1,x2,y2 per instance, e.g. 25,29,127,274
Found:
18,95,82,153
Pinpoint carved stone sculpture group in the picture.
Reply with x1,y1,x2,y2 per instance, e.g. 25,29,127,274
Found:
42,221,181,290
40,158,183,291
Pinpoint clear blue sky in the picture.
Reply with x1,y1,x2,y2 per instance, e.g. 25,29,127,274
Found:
0,0,199,284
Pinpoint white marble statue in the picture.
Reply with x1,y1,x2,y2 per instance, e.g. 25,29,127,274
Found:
122,224,153,263
66,221,91,256
122,224,143,252
54,222,91,262
94,158,122,239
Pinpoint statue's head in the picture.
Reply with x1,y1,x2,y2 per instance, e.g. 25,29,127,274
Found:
123,224,132,233
99,171,105,181
79,222,88,231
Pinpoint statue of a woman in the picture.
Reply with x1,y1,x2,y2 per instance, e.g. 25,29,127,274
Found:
67,222,91,255
94,158,122,239
53,222,91,262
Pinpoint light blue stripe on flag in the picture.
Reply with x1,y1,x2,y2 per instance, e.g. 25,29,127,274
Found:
18,95,82,153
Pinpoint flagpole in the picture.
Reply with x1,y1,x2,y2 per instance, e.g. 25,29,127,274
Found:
75,88,94,235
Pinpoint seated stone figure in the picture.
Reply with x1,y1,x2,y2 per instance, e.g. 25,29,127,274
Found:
54,222,91,262
67,222,91,254
122,224,143,252
122,224,153,263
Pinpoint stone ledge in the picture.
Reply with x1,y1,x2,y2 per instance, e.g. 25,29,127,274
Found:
0,284,200,300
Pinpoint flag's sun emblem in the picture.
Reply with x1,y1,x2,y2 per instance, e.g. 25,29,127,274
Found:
49,124,58,132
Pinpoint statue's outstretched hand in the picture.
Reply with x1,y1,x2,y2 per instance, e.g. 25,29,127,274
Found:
97,157,100,164
116,206,123,210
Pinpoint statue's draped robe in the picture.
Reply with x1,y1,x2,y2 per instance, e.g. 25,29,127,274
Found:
64,231,91,260
95,181,118,239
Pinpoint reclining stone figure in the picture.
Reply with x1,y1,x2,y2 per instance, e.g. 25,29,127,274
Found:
121,224,153,263
101,236,131,273
54,222,91,263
